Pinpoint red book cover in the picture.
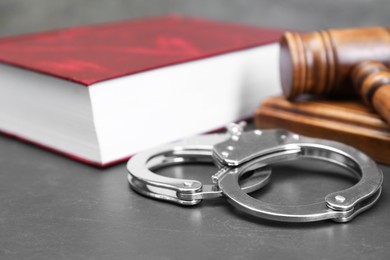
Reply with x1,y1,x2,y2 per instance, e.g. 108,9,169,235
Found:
0,15,284,167
0,15,282,85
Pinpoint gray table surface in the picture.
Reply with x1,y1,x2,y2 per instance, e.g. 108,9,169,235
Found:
2,1,390,259
0,127,389,260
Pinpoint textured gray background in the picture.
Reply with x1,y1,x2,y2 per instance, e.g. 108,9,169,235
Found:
0,0,389,37
1,1,390,260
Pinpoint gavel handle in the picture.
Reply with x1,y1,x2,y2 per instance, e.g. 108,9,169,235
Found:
352,61,390,125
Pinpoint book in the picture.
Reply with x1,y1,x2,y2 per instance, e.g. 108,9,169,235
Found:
0,15,283,167
255,96,390,164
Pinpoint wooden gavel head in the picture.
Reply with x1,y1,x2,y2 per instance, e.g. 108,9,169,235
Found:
280,27,390,98
279,27,390,125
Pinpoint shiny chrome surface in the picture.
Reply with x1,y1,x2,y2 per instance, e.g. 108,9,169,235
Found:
127,133,272,205
217,142,382,222
127,125,383,223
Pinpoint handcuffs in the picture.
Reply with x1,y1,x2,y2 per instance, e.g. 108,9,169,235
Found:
127,124,383,223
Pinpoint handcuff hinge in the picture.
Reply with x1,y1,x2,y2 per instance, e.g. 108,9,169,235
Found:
127,127,383,223
211,167,230,183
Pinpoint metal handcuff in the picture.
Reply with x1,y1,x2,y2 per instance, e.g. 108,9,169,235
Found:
127,124,383,223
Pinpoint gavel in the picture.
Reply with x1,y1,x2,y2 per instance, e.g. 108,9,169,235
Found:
280,27,390,124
